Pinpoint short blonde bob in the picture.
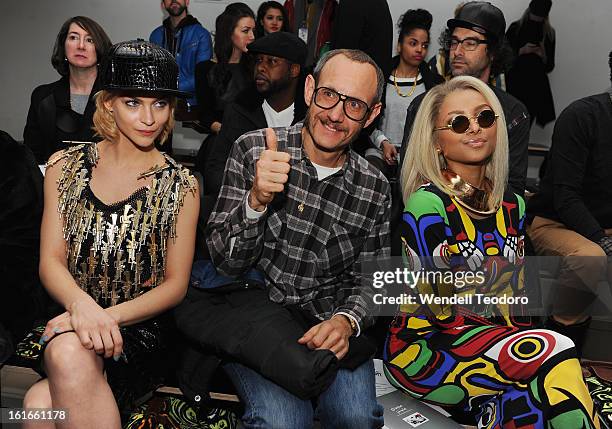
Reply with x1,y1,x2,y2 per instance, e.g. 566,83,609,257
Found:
92,90,176,145
400,76,508,210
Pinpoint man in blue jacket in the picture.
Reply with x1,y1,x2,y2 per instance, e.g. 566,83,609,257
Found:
150,0,212,117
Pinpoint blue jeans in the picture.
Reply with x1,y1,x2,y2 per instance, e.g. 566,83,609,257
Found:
224,360,384,429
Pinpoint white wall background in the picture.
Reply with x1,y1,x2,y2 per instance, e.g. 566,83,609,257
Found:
1,0,611,148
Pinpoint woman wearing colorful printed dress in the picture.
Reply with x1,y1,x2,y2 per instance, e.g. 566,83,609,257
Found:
384,76,600,428
22,40,199,428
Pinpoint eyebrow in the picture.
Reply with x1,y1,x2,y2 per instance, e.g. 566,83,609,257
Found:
122,96,168,102
445,103,491,117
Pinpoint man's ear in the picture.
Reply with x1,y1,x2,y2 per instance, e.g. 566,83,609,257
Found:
363,102,382,128
303,74,315,107
290,64,301,79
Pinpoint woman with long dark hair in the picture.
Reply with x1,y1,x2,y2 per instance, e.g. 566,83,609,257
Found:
255,1,291,38
195,3,255,136
22,40,199,428
24,16,112,164
195,2,255,174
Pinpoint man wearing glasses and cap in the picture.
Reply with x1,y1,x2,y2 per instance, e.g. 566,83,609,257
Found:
175,49,388,428
399,1,530,197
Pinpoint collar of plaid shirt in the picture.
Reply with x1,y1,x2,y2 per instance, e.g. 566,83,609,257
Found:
280,122,362,194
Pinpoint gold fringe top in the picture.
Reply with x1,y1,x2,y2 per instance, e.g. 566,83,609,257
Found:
46,144,197,307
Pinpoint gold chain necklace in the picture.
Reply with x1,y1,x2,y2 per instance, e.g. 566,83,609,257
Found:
392,69,418,98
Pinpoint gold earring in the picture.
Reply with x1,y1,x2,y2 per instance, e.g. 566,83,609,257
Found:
436,148,447,168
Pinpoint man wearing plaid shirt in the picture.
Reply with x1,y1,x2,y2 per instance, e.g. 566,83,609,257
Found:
182,49,390,428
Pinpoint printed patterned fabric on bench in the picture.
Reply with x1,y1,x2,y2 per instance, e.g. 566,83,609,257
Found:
12,325,45,367
124,395,238,429
585,376,612,429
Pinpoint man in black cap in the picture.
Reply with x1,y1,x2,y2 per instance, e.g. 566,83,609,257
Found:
400,1,530,196
201,31,307,218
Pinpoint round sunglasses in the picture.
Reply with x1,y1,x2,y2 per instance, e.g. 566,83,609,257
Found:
434,109,498,134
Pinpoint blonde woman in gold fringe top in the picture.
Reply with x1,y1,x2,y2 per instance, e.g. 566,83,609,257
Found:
22,40,199,428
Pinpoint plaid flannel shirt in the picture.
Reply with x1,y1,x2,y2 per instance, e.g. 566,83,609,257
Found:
206,122,391,330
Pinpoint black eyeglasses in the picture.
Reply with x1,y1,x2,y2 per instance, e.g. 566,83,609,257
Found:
313,87,372,122
434,109,498,134
448,37,489,51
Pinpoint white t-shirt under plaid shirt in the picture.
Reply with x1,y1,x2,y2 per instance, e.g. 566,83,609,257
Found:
206,122,391,331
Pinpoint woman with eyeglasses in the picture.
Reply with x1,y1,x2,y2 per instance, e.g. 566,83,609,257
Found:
383,76,600,428
23,16,111,164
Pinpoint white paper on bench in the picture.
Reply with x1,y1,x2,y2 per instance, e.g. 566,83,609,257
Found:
373,358,453,426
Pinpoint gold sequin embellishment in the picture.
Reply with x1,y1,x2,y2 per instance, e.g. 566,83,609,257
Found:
47,144,197,306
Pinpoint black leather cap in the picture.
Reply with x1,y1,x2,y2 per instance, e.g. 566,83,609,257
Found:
447,1,506,40
102,39,190,98
247,32,307,66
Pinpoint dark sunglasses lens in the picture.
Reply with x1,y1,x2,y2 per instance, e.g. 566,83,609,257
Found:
478,109,496,128
451,115,470,133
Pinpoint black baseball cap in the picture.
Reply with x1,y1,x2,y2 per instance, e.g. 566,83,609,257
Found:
447,1,506,40
247,32,307,66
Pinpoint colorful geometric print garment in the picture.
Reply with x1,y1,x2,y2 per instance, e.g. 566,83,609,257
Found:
46,143,198,306
384,184,600,429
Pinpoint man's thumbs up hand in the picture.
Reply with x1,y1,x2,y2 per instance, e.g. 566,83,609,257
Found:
249,128,291,211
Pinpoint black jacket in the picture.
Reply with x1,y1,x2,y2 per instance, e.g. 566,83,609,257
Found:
0,131,49,342
202,84,307,198
175,285,376,406
195,60,251,132
527,93,612,242
399,85,530,196
23,77,100,164
331,0,393,78
506,20,556,126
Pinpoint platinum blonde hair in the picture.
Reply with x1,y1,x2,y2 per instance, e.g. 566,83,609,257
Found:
400,76,508,208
